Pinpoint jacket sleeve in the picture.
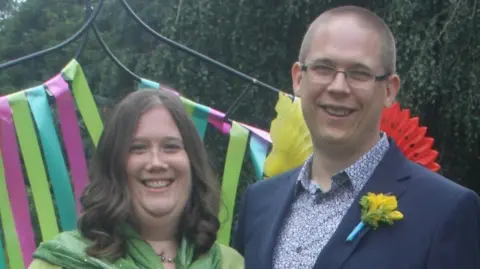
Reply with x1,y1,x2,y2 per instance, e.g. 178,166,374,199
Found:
231,184,251,256
426,189,480,269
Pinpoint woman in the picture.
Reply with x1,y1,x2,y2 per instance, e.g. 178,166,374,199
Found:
28,89,244,269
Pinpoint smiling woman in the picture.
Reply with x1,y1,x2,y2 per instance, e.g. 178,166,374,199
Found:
27,89,244,269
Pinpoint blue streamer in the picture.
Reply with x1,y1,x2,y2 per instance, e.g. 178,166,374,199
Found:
25,86,77,231
139,78,160,89
192,103,210,140
249,133,269,181
0,229,5,269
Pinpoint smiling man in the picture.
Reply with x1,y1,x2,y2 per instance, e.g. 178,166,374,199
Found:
232,5,480,269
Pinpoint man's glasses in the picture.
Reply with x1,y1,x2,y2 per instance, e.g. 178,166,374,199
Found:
301,63,390,88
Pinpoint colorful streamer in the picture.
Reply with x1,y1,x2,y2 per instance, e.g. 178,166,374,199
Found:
217,122,249,245
26,86,77,231
8,92,59,241
62,59,104,147
0,97,34,268
249,133,269,181
0,228,5,269
179,96,195,116
45,75,89,215
139,78,160,89
191,102,210,140
0,142,24,269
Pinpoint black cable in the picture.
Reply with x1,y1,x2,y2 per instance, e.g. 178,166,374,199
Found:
91,23,141,82
119,0,290,98
223,84,256,120
0,0,104,70
74,1,94,60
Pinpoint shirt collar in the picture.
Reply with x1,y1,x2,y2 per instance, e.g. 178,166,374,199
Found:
295,132,390,196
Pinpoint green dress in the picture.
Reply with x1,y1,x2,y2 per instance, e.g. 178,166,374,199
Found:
27,228,244,269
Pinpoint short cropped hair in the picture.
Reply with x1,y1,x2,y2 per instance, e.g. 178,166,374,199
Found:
299,6,397,74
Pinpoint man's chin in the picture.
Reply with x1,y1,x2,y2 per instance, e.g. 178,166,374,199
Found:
314,131,352,146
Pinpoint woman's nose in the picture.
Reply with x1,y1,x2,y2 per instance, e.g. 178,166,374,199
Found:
146,150,168,170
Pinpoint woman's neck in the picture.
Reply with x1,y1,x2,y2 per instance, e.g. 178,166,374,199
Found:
137,218,180,257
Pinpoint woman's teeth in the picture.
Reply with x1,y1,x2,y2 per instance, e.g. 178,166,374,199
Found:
142,179,172,189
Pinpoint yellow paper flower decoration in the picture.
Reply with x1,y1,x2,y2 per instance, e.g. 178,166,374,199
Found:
263,92,313,177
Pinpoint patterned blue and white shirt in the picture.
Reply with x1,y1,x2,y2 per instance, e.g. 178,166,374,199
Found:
272,133,390,269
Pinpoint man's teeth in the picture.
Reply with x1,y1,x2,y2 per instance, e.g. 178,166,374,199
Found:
143,179,172,188
323,107,353,116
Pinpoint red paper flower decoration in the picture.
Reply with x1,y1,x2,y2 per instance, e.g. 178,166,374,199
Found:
380,102,441,172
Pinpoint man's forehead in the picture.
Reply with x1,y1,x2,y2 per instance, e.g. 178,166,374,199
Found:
306,16,383,69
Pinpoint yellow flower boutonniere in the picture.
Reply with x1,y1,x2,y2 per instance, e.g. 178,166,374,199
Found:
346,192,404,242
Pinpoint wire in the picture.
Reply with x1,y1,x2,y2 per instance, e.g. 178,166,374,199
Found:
119,0,289,97
0,0,104,70
91,22,142,82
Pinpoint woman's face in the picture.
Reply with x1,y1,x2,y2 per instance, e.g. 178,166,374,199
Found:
126,106,192,227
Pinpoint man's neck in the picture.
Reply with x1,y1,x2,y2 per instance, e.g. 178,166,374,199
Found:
311,133,382,189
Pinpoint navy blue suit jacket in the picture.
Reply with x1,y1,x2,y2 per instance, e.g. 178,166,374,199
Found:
232,142,480,269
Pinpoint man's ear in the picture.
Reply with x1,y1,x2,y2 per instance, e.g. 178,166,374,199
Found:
384,74,401,107
291,61,303,97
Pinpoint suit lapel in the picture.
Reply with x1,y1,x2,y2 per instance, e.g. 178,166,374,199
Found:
260,168,300,269
313,142,412,269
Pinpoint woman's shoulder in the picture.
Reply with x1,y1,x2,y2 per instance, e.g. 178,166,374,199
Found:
218,243,244,269
37,230,90,250
28,259,62,269
29,230,90,268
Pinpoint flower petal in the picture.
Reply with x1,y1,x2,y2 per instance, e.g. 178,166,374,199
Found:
387,210,404,220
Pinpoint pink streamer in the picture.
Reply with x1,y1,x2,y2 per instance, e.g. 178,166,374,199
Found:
0,97,35,266
207,108,231,134
45,75,88,215
206,107,272,143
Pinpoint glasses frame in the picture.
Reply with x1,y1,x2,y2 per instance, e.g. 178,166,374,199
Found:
300,63,390,87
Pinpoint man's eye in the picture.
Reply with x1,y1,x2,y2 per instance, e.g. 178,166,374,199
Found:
312,65,335,74
348,70,373,81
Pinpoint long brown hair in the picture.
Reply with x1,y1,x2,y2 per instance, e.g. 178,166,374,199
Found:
78,89,221,260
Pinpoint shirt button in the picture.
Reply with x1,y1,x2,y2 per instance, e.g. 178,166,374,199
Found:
296,246,302,253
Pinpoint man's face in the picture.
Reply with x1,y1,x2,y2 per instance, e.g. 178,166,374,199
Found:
292,15,400,148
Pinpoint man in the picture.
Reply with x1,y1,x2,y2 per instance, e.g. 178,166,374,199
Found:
232,5,480,269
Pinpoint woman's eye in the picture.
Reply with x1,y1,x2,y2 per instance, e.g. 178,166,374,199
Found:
164,144,182,152
129,144,147,152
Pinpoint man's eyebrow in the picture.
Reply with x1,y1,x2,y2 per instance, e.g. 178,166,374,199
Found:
309,58,334,65
348,62,373,71
308,58,373,71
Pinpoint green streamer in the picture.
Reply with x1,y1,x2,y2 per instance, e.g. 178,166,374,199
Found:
217,122,249,245
8,92,59,241
180,96,195,116
62,59,104,147
0,153,23,269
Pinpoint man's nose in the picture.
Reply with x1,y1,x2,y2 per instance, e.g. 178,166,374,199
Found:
326,71,350,94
